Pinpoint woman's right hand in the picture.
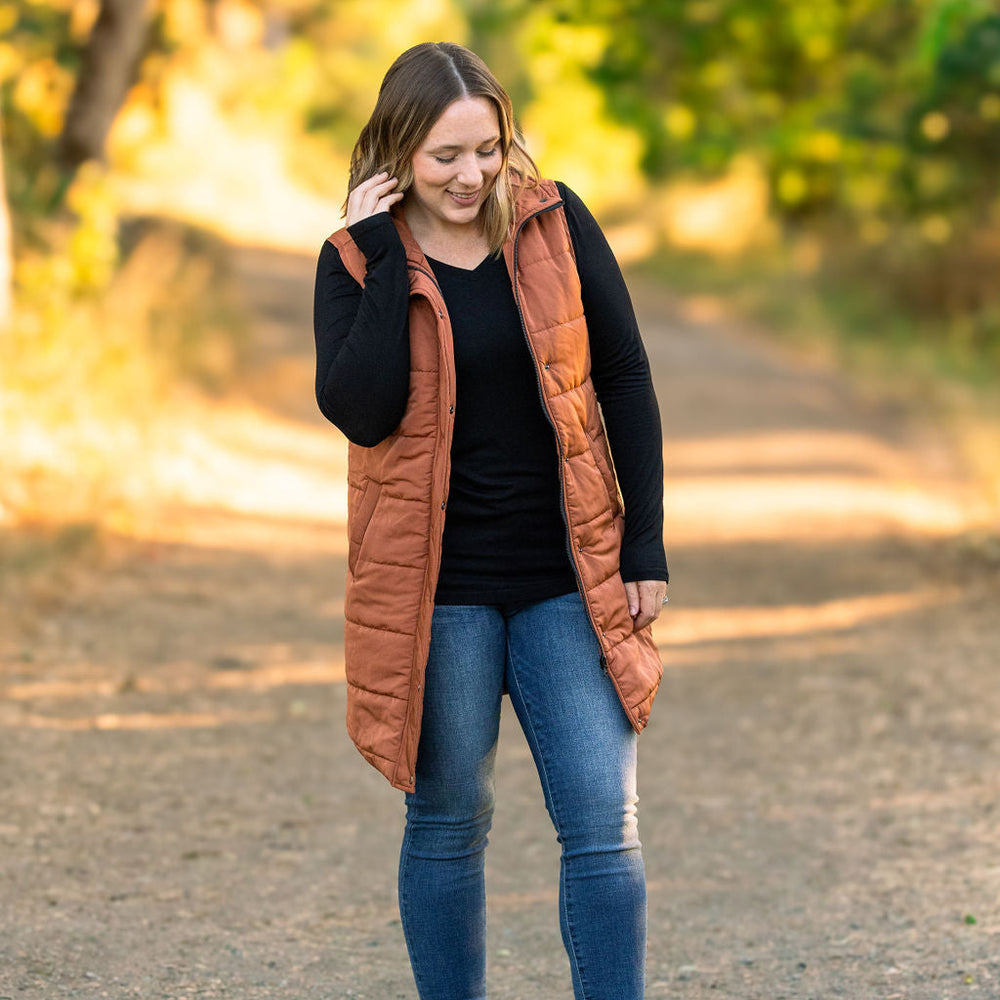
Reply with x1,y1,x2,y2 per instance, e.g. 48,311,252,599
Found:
345,172,404,227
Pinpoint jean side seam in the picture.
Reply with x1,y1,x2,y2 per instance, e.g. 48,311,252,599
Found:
397,828,425,998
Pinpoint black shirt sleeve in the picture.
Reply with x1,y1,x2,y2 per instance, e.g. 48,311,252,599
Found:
557,182,669,584
313,212,411,447
313,190,668,584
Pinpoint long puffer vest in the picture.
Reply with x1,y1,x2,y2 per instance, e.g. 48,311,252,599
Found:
327,179,662,791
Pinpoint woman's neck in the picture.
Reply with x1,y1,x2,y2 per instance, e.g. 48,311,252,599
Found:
403,203,491,269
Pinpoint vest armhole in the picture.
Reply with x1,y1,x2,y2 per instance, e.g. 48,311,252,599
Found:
327,231,368,288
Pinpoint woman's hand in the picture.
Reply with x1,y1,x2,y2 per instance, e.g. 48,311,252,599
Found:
345,171,404,227
624,579,668,631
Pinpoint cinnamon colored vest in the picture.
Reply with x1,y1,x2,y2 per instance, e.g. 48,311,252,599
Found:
328,180,662,791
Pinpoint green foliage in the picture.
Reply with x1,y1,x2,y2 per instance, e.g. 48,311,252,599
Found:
4,0,999,375
1,1,76,225
464,0,1000,366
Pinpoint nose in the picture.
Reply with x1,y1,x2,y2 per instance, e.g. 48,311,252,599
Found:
455,154,483,188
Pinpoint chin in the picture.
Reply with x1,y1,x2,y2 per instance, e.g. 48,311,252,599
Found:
443,205,480,222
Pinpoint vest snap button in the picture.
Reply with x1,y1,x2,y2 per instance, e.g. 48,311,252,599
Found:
543,363,550,370
449,404,454,413
441,501,446,510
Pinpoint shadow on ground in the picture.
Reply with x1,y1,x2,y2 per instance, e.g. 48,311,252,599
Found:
1,249,997,1000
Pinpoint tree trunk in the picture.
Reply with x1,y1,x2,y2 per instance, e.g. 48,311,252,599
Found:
57,0,151,170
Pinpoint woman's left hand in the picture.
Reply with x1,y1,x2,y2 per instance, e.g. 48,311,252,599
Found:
625,579,668,631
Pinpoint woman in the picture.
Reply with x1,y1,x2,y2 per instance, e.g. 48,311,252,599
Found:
314,41,668,1000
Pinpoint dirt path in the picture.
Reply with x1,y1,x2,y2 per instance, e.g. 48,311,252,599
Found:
1,245,998,1000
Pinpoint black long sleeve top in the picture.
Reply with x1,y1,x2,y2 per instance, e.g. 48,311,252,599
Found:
314,182,668,605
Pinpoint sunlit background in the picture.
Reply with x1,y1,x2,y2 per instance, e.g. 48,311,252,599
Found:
2,0,999,655
3,0,1000,537
3,8,1000,995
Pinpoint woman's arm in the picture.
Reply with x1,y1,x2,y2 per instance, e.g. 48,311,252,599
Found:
557,182,669,590
313,212,411,446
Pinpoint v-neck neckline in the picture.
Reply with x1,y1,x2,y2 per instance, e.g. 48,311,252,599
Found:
426,253,493,274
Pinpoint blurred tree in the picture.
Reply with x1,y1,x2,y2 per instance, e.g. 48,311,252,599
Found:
465,0,1000,359
58,0,152,170
1,0,996,367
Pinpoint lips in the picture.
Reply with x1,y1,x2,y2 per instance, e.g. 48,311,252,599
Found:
447,189,481,204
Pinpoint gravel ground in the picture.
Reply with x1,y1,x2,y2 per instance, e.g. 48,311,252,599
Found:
1,247,997,999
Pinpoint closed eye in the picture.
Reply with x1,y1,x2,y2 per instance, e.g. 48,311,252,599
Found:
433,146,500,165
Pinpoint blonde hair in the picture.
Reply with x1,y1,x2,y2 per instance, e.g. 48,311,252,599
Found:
345,42,540,256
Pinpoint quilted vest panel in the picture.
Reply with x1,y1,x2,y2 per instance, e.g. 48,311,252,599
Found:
327,180,662,791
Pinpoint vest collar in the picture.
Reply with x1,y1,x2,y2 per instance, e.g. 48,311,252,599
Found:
510,178,562,232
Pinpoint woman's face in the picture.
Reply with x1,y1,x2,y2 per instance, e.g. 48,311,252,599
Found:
407,97,503,233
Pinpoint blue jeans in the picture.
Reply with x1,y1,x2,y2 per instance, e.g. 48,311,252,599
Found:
398,592,646,1000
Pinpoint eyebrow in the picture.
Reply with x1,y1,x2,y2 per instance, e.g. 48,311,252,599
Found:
426,136,501,153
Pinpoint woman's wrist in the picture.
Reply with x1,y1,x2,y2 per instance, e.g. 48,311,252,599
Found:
348,212,405,263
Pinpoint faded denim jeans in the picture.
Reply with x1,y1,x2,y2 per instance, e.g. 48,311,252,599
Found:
398,591,646,1000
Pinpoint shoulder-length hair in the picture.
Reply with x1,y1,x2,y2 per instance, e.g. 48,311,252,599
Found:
345,42,540,256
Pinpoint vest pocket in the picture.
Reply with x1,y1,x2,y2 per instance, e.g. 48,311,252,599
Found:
586,428,624,518
348,478,382,576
